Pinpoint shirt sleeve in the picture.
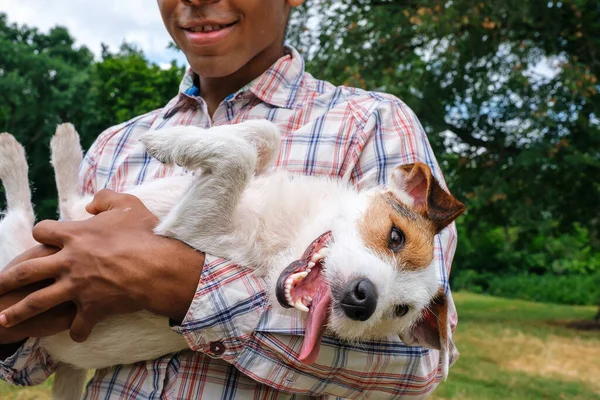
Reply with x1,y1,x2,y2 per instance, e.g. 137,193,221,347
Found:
171,97,459,399
0,338,56,386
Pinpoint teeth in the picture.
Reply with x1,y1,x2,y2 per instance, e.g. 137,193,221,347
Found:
311,247,330,263
318,248,330,257
290,271,308,281
304,296,313,307
189,24,227,33
308,262,315,268
294,300,310,313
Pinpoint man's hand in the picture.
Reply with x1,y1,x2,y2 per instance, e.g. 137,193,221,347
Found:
0,245,75,345
0,190,204,343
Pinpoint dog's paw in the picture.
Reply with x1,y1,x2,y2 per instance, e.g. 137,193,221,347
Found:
139,131,176,165
234,120,281,174
0,133,27,179
50,123,83,169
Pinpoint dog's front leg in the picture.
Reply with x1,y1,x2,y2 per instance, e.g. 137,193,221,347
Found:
140,128,255,254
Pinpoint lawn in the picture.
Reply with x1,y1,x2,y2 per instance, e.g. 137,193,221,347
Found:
0,292,598,399
432,292,600,400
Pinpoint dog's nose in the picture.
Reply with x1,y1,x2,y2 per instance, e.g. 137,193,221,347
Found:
340,278,378,321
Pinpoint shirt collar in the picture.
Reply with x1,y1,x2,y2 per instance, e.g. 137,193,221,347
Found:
176,45,305,110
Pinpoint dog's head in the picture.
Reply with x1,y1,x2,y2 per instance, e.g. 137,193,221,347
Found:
275,162,464,376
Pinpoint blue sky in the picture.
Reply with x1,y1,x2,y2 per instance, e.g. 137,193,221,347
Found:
0,0,188,68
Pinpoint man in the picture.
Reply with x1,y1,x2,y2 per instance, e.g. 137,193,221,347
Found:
0,0,459,398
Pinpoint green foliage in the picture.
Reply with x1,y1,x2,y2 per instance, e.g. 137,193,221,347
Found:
0,14,184,219
455,220,600,276
91,43,184,134
453,271,600,305
289,1,600,308
0,14,98,219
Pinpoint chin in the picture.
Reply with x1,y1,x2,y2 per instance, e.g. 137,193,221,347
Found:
186,54,245,79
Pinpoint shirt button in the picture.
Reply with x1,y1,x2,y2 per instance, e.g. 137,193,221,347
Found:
209,341,226,356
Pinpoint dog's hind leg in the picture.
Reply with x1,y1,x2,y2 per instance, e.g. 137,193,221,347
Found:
52,364,86,400
50,123,84,221
0,133,34,219
0,133,36,268
139,120,281,253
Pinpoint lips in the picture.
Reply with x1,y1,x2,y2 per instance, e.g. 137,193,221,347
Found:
276,232,333,364
180,20,238,46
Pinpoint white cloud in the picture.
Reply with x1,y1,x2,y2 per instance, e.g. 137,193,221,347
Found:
0,0,188,66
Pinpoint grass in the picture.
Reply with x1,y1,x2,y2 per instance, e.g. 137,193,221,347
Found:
431,292,600,400
0,292,598,399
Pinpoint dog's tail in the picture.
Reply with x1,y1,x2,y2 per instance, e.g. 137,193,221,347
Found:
52,364,86,400
0,133,33,217
50,124,84,221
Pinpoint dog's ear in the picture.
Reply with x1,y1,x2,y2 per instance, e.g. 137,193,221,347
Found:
390,162,465,233
399,289,458,380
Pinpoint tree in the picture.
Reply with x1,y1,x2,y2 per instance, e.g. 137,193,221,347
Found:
89,43,184,144
0,14,185,220
288,0,600,307
0,13,97,218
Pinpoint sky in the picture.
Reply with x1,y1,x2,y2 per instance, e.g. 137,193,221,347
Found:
0,0,188,68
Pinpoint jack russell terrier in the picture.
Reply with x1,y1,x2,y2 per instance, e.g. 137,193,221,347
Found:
0,120,465,399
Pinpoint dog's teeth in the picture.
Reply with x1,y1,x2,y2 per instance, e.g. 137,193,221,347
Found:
308,262,315,268
311,253,322,262
294,300,310,313
290,271,309,282
318,248,330,257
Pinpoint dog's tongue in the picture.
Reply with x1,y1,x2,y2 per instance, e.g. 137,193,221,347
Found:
299,287,331,364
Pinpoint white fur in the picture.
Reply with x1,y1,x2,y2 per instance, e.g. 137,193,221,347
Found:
0,121,452,399
0,134,36,267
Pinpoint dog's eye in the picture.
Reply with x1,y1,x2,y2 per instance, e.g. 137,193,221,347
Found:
389,226,405,251
395,304,410,317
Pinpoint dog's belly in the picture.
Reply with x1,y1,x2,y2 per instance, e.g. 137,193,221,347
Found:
41,311,187,370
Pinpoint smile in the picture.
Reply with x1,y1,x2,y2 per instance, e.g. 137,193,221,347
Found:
181,21,238,46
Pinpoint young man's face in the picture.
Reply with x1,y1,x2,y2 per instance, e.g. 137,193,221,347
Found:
158,0,303,78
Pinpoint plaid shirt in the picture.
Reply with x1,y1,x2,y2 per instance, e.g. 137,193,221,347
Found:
0,47,459,399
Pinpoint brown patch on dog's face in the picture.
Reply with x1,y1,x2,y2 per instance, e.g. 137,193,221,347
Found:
358,192,435,270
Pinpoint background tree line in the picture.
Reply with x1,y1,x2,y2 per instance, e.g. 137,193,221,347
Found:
0,1,598,313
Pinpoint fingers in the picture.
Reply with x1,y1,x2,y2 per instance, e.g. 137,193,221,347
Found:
0,254,64,295
69,308,96,343
85,189,139,215
4,245,60,271
0,281,71,327
32,220,72,248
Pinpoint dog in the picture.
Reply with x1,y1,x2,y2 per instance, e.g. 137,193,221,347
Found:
0,120,465,399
